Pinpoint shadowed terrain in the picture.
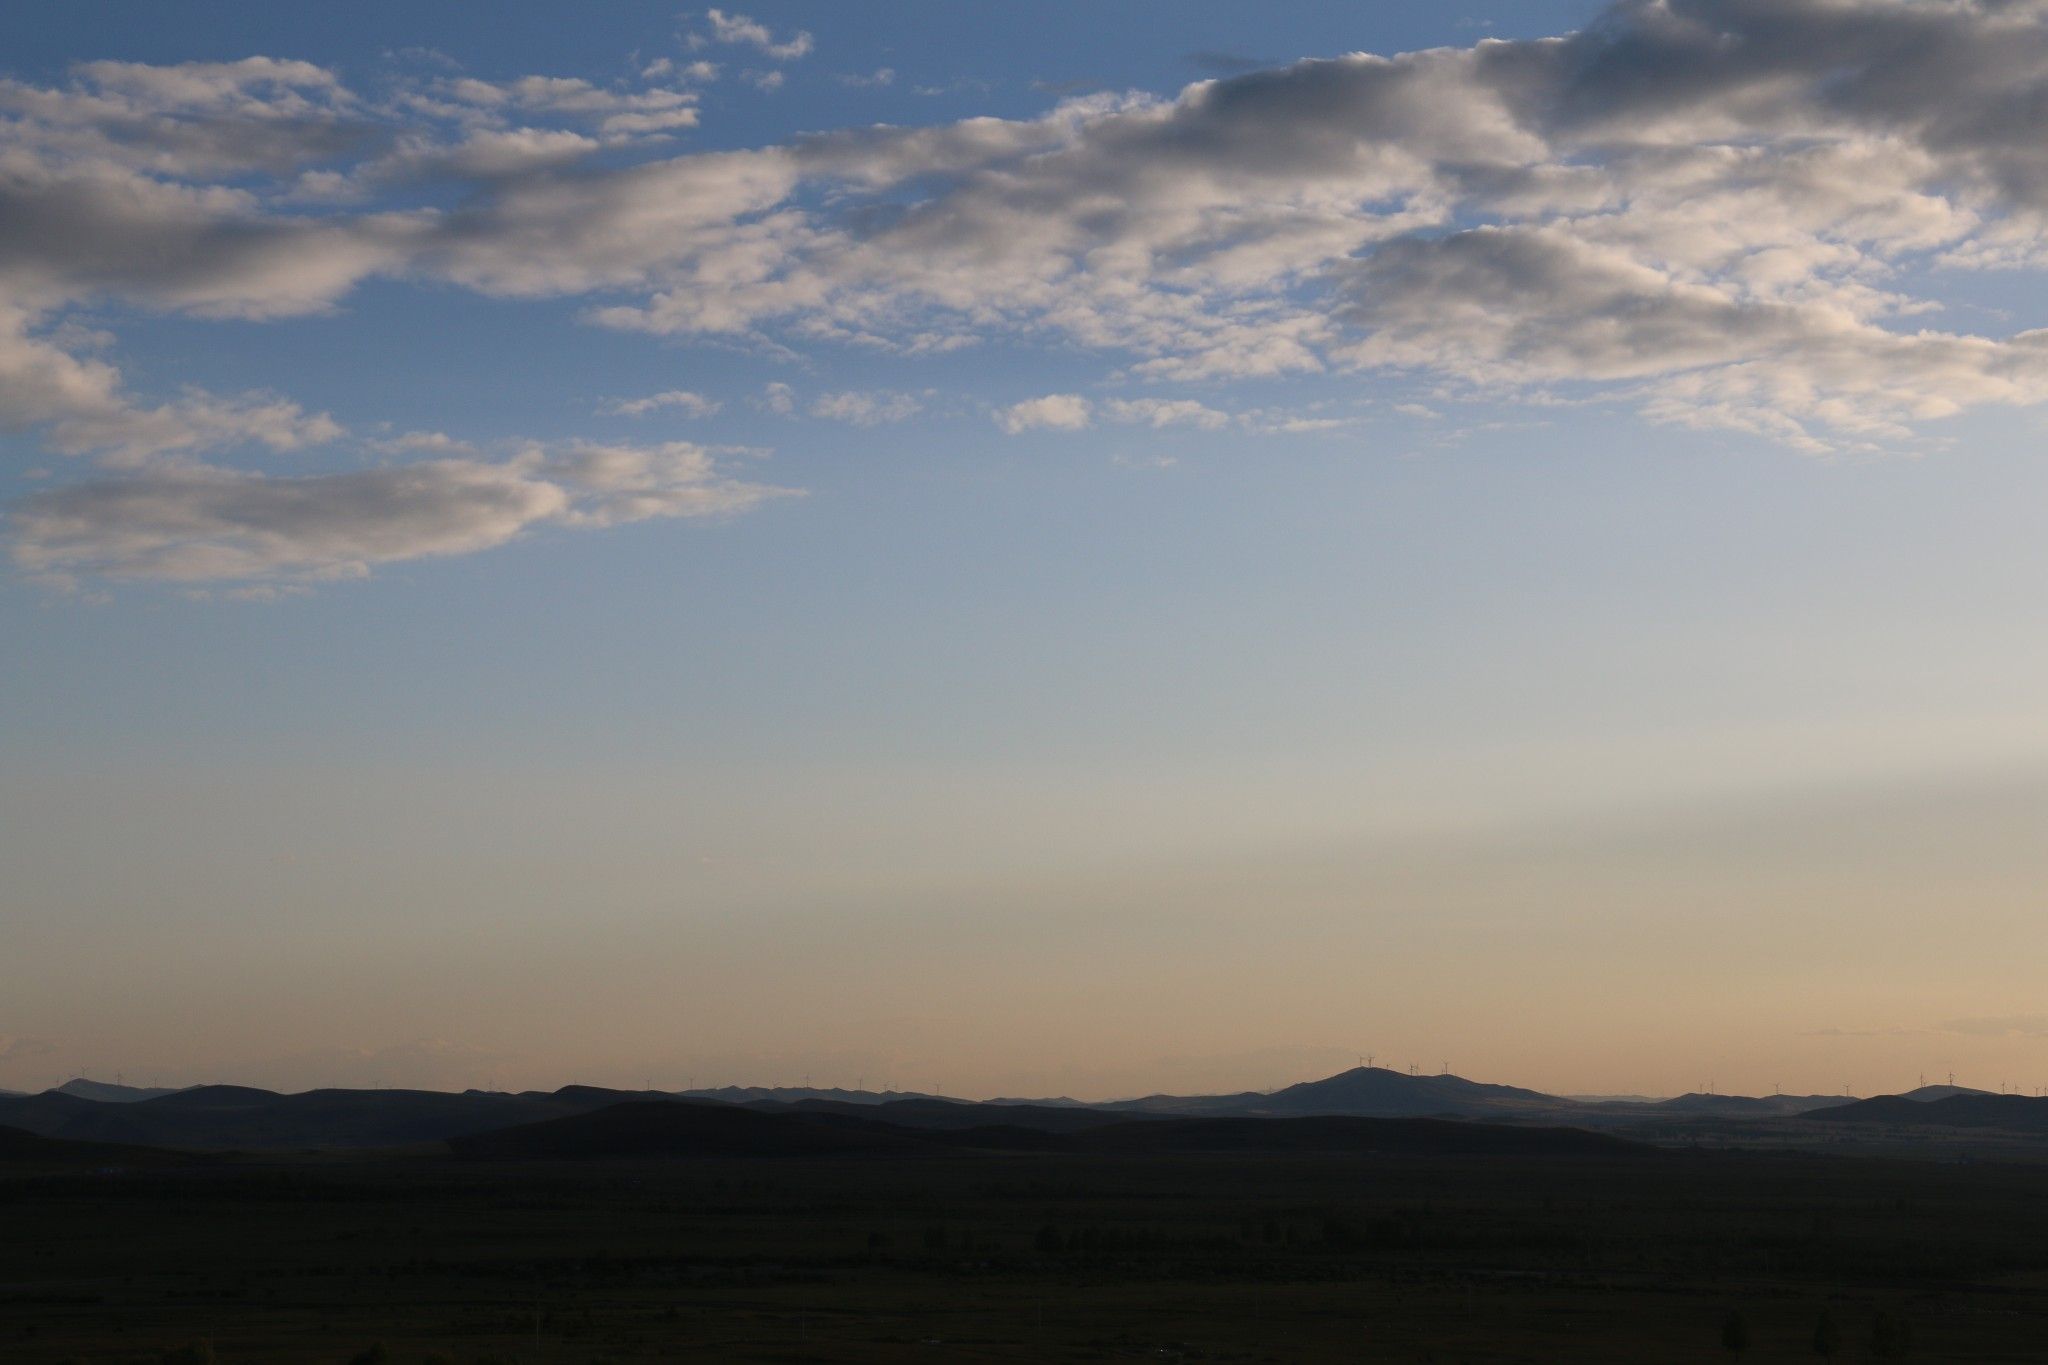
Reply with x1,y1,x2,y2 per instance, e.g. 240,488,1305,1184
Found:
7,1070,2047,1359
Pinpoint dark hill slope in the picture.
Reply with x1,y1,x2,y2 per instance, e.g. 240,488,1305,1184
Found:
0,1092,99,1137
0,1084,659,1150
1812,1094,2048,1132
450,1101,934,1160
1070,1115,1651,1157
0,1124,191,1167
768,1097,1137,1133
450,1101,1644,1162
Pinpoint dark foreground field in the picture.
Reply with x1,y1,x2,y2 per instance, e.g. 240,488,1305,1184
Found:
8,1146,2048,1363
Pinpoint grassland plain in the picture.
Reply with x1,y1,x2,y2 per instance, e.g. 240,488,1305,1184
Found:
7,1146,2048,1362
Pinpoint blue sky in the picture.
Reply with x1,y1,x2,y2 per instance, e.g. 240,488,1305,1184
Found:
7,1,2048,1098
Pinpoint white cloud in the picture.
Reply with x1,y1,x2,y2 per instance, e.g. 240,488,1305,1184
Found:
703,9,813,61
1103,397,1230,430
602,389,722,418
368,430,475,455
997,394,1093,434
436,74,700,137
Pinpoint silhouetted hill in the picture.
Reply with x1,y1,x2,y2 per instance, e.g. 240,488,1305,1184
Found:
1899,1084,1994,1101
53,1078,188,1103
1111,1067,1565,1119
0,1084,655,1150
8,1065,2018,1154
1069,1115,1651,1157
141,1084,281,1109
450,1100,933,1159
1812,1094,2048,1132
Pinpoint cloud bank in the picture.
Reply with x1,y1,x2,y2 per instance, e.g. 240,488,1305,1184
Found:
13,0,2048,585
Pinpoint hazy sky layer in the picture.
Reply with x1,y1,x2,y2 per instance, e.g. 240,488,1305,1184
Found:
8,0,2048,1099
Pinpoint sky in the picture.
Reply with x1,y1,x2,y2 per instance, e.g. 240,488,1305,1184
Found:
8,0,2048,1101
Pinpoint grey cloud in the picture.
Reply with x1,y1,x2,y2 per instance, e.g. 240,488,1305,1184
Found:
0,163,425,317
11,443,790,586
0,57,369,178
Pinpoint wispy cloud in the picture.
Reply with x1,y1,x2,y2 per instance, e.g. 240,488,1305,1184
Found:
601,389,722,418
697,9,812,61
810,389,922,425
0,1034,57,1062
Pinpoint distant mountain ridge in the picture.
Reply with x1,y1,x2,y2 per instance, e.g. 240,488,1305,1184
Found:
53,1078,190,1103
0,1065,1998,1153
